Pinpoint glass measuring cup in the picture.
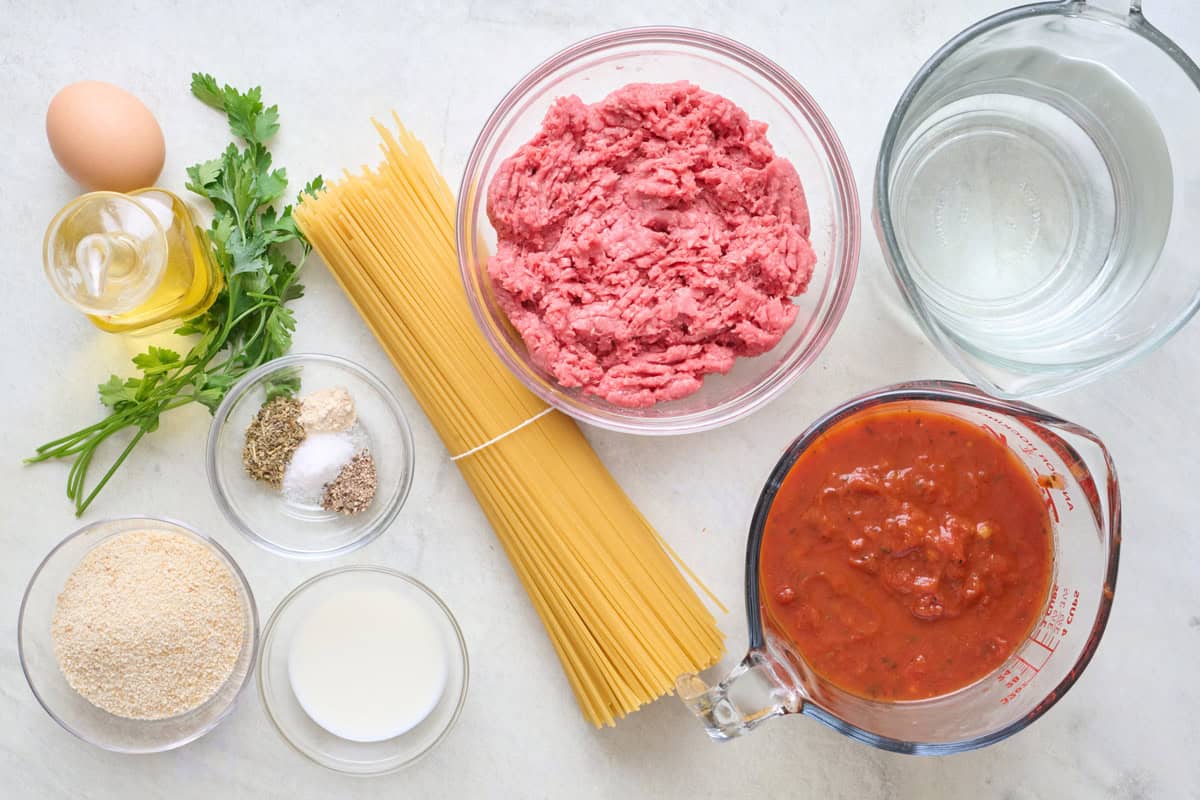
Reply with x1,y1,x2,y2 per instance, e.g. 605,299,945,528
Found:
875,1,1200,398
677,381,1120,753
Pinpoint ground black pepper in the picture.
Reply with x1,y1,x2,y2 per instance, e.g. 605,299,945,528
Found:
322,450,377,515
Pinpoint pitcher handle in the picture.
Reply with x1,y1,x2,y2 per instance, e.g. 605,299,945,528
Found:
676,649,802,741
1081,0,1143,15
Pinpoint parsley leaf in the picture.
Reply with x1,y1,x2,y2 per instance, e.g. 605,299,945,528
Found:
265,306,297,356
226,228,268,275
253,105,280,144
264,367,302,402
300,176,325,201
98,376,138,408
189,73,223,110
131,346,181,372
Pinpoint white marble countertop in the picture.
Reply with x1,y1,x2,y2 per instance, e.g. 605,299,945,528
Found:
3,1,1198,797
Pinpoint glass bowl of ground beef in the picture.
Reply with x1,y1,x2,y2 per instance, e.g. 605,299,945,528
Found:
458,27,859,434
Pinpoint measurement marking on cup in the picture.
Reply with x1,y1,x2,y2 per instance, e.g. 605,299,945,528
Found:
996,584,1081,706
998,660,1038,704
978,412,1076,514
1014,654,1040,673
1033,632,1061,652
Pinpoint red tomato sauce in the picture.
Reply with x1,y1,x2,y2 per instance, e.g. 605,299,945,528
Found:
759,406,1054,701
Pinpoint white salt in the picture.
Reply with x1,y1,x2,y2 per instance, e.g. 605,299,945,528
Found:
283,431,357,506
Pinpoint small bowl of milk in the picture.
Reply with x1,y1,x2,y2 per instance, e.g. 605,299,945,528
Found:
257,566,469,775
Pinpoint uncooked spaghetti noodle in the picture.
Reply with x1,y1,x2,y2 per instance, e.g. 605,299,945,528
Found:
294,116,725,726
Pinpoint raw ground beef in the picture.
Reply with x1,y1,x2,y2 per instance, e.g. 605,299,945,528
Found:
487,81,816,408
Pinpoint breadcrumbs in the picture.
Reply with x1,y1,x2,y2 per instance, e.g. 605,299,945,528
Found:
51,530,246,720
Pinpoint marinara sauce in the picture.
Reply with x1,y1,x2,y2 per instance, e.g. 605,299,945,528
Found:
759,406,1053,701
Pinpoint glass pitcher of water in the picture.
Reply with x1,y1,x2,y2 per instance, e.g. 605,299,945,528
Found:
875,0,1200,398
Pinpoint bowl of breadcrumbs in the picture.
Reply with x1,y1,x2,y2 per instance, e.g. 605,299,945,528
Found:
18,516,258,752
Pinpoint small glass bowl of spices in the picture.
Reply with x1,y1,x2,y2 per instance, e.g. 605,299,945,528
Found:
18,516,258,753
207,353,416,559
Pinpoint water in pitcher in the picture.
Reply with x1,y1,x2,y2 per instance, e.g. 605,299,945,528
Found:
888,45,1173,364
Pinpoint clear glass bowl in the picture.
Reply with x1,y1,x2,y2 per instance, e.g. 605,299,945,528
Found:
875,1,1200,398
258,566,469,776
457,26,860,435
206,354,415,559
18,516,259,753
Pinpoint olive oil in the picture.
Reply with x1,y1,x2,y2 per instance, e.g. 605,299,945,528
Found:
43,189,222,333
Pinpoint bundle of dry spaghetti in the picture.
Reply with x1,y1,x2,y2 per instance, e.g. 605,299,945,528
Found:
294,116,724,726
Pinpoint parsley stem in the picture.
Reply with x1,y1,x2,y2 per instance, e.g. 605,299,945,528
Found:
32,412,130,462
67,435,99,501
228,300,270,328
29,419,111,456
75,428,146,515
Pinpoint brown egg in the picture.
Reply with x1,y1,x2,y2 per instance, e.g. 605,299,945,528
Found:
46,81,165,192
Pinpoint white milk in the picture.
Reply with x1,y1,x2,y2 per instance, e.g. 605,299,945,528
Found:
287,586,448,742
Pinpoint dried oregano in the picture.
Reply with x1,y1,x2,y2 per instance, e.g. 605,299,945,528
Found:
242,397,305,488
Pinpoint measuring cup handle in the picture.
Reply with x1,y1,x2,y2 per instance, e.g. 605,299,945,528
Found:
1082,0,1143,15
676,649,801,741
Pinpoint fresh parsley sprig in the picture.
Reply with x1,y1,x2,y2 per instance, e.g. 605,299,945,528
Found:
28,74,323,515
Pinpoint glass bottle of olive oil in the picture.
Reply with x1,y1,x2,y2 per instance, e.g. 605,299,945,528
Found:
43,189,222,333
